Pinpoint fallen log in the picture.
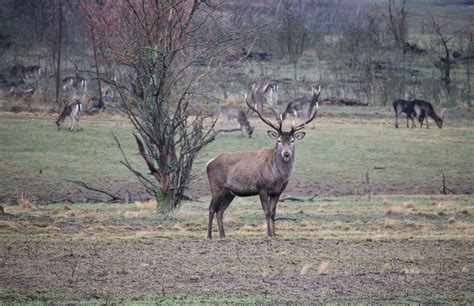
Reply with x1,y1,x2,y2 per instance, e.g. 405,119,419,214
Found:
319,97,368,106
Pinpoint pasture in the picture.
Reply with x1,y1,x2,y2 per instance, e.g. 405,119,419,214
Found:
1,108,473,303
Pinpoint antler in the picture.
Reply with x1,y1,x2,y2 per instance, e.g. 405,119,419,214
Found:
291,85,321,133
246,84,282,132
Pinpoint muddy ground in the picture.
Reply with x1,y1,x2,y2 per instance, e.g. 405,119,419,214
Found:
0,238,472,303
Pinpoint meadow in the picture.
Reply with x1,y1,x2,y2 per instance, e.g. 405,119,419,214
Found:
0,107,473,303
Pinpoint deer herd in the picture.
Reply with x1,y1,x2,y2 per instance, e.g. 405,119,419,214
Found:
4,61,448,238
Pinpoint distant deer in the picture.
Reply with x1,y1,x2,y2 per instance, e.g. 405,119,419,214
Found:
56,100,83,131
282,85,321,128
206,85,320,239
411,99,445,129
10,64,42,84
213,105,254,138
62,75,87,92
392,99,415,128
252,81,278,112
23,65,42,82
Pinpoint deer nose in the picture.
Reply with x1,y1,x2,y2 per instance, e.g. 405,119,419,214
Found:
283,152,291,158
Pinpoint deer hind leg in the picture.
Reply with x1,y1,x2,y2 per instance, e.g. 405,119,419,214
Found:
208,192,234,239
69,115,75,131
76,114,83,131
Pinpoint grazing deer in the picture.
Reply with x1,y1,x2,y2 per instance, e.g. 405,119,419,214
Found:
56,100,83,131
62,75,87,92
392,99,415,128
282,85,321,128
214,105,254,138
23,65,42,81
206,85,319,239
411,99,445,129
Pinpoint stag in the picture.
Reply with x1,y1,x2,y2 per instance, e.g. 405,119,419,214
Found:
282,86,321,127
206,85,320,239
392,99,415,128
411,99,445,129
213,105,254,138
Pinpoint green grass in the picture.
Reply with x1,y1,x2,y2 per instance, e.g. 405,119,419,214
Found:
1,110,473,203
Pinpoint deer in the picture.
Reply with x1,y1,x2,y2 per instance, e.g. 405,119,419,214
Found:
282,85,321,128
62,75,87,93
213,105,254,138
411,99,445,129
392,99,416,128
252,81,278,112
206,85,320,239
56,100,83,131
23,65,42,81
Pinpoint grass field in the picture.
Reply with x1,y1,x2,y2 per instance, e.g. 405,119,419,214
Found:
0,107,473,303
1,106,473,203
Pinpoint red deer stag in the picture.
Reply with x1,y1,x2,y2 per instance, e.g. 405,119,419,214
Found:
206,85,320,239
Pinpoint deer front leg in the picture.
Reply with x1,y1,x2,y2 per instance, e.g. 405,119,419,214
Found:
269,195,280,236
259,191,273,237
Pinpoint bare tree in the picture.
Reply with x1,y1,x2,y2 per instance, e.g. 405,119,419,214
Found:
388,0,408,51
86,0,257,211
55,0,63,105
430,17,454,96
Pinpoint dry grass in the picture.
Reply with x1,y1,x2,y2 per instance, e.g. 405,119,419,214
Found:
18,192,33,212
403,201,416,210
300,263,313,275
318,261,330,275
380,263,392,274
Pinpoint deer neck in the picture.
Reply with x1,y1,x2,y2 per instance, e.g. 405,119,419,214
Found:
270,147,294,178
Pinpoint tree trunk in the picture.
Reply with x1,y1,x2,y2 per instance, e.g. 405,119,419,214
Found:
55,0,63,105
91,28,104,109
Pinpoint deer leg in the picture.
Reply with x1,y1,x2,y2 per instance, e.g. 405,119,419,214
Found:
269,195,280,236
69,116,75,131
215,194,234,239
425,117,429,129
395,113,399,128
207,196,220,239
259,191,273,237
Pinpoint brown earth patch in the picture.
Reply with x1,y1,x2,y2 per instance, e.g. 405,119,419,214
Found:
0,239,472,303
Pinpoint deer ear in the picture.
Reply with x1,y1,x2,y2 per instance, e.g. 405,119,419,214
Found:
294,132,306,140
267,130,279,139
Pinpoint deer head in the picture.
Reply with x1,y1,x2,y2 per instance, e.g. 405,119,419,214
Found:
246,84,318,162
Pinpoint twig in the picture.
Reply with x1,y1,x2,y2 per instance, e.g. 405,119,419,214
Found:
274,217,298,222
65,179,122,202
441,173,455,195
366,166,372,201
279,192,318,202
